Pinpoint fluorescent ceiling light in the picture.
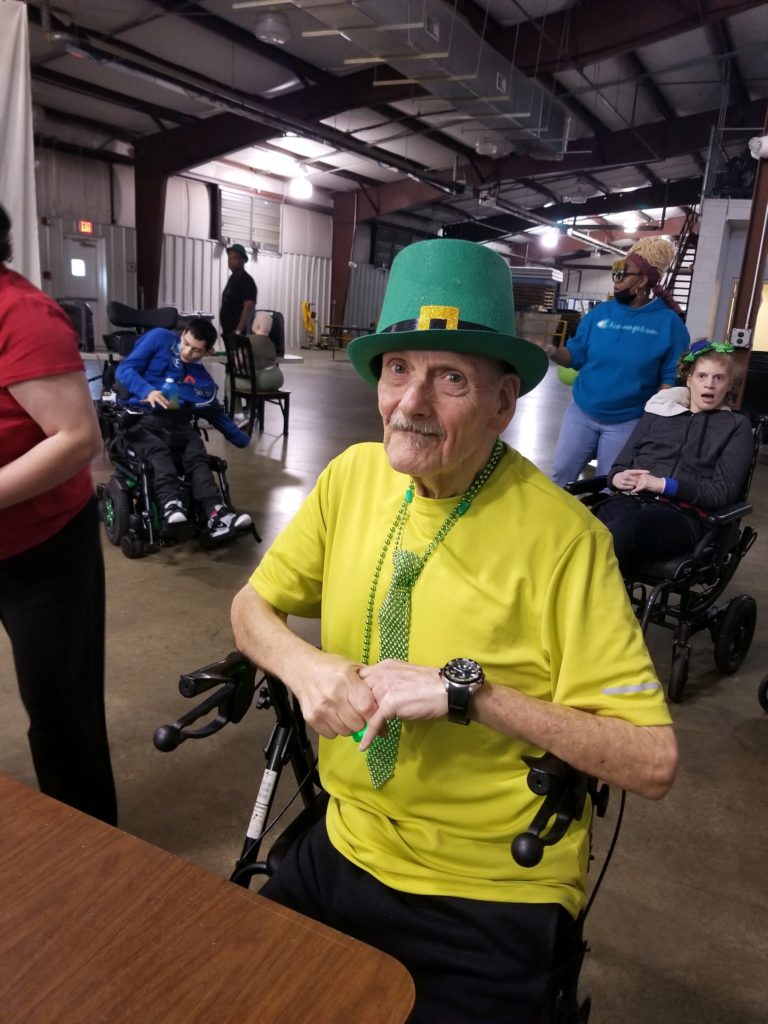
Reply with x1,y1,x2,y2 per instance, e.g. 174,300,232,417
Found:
233,1,291,8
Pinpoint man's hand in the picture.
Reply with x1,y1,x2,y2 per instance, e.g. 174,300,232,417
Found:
231,428,251,448
356,660,447,751
288,652,377,739
144,389,170,409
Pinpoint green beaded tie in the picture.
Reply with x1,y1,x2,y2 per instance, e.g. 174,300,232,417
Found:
361,438,505,790
365,548,424,787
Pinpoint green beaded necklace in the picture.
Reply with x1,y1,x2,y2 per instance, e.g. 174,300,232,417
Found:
361,437,505,665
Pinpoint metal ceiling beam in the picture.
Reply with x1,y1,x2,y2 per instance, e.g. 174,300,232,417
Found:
624,52,707,175
136,1,476,162
142,0,329,87
335,97,766,223
441,178,704,243
369,104,477,162
131,71,441,181
706,20,751,114
31,67,195,126
34,134,134,165
453,0,767,76
38,105,138,143
39,26,454,189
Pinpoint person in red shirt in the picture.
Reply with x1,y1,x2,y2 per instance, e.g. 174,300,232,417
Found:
0,204,117,824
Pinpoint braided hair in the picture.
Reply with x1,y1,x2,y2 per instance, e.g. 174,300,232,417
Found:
626,237,681,314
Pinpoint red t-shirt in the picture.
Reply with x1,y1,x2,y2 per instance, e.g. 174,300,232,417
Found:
0,266,94,559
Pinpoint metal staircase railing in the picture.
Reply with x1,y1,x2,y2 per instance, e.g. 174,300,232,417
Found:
664,208,699,315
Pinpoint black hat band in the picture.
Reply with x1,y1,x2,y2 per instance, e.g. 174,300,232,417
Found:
381,317,496,334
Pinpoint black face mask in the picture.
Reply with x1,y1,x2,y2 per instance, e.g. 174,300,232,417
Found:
614,287,635,305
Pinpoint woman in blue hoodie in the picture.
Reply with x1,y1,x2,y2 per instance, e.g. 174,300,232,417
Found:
593,342,754,571
547,237,690,486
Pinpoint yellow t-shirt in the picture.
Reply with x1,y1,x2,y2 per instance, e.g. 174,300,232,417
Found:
250,442,671,917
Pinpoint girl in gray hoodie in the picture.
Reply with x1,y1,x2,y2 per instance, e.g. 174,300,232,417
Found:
593,341,754,570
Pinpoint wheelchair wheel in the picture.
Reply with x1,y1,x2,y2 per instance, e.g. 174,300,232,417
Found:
121,532,145,559
713,595,757,674
668,645,690,703
758,675,768,713
101,479,130,545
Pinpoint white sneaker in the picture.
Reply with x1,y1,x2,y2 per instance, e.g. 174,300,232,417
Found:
207,505,252,539
163,499,188,525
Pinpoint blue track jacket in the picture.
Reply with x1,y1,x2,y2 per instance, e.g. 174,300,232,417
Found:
115,328,249,447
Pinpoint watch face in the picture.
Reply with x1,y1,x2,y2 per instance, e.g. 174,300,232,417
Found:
445,658,483,684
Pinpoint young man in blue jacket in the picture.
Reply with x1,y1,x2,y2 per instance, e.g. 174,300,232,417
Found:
115,318,252,539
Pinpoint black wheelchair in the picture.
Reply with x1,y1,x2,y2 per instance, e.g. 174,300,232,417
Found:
566,416,765,702
154,652,622,1024
96,404,261,558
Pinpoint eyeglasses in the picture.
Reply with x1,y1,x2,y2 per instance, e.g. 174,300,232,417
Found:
611,269,642,283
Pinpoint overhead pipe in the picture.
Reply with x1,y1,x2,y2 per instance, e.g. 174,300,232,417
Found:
47,33,464,197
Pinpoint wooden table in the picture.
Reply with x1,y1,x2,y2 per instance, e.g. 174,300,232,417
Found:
0,775,414,1024
322,324,368,360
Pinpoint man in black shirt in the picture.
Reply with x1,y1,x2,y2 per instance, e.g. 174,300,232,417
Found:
220,243,257,337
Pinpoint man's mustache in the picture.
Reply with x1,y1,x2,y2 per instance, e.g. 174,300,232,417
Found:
389,413,444,437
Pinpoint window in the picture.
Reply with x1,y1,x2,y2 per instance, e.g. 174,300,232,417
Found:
371,223,430,270
220,186,281,254
70,258,86,277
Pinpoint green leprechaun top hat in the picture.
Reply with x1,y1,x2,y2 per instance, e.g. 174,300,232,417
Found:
347,238,548,396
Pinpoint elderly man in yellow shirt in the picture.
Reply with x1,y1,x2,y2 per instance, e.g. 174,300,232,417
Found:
232,238,677,1024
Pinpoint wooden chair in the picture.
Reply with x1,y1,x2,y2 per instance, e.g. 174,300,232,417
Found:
223,333,290,437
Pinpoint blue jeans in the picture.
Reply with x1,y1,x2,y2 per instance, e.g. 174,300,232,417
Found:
552,401,640,487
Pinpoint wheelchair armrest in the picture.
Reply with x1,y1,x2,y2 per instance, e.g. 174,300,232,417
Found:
703,501,752,527
153,653,257,751
564,475,609,496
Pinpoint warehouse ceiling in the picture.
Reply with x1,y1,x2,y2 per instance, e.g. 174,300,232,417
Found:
26,0,768,259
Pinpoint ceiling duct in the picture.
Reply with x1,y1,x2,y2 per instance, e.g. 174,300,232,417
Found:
310,0,570,159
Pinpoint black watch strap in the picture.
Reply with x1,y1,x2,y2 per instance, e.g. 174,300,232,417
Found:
440,659,484,726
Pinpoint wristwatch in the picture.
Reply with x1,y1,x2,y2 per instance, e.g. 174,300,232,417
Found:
440,658,485,725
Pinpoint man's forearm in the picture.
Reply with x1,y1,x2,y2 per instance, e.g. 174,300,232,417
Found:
472,682,677,799
235,301,255,334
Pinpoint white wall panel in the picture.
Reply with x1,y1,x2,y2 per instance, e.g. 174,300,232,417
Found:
163,178,189,237
158,240,330,351
253,253,332,350
282,205,332,258
187,179,210,239
35,150,111,224
159,234,222,314
112,165,135,228
344,263,388,329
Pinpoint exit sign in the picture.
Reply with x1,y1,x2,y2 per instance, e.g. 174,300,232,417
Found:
78,219,94,234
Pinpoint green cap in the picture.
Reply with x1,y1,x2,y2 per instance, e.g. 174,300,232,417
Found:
226,243,249,261
347,238,548,396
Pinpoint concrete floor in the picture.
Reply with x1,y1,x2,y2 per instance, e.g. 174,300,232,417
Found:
2,350,767,1022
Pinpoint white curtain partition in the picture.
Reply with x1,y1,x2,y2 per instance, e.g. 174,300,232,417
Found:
0,1,40,284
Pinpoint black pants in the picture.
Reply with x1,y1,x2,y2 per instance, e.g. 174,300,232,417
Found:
261,819,576,1024
0,500,117,824
127,412,221,518
594,494,704,573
